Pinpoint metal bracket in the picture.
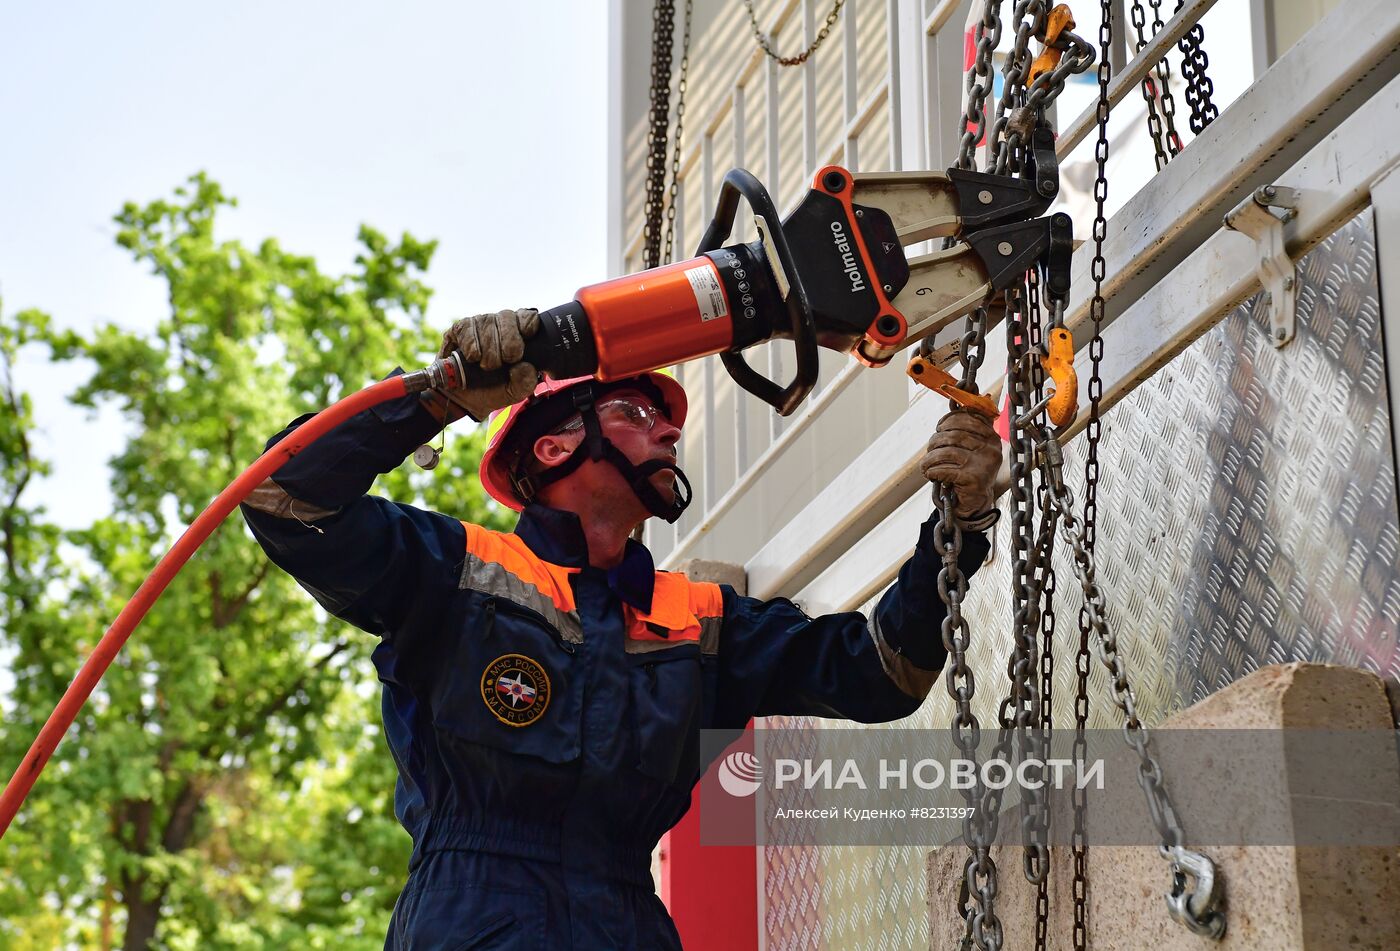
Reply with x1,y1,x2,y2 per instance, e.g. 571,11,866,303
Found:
1223,184,1300,347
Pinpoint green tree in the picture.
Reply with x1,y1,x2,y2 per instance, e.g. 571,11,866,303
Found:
0,174,511,949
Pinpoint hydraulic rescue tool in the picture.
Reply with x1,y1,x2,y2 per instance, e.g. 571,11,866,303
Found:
468,124,1073,415
0,124,1073,839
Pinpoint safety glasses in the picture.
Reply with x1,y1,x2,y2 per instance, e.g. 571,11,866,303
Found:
554,396,668,435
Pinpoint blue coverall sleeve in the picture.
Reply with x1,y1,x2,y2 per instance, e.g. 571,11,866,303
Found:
240,375,466,642
711,515,990,726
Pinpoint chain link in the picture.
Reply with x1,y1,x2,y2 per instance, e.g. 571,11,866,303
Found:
957,0,1005,171
988,0,1047,175
1126,0,1167,170
663,0,694,265
933,484,1001,951
1073,0,1113,943
1004,285,1049,893
944,6,1000,920
642,0,676,270
744,0,846,67
1173,0,1218,134
1127,0,1184,169
946,4,1081,944
1039,445,1186,853
1145,0,1184,156
1028,271,1057,951
947,2,998,920
989,1,1095,175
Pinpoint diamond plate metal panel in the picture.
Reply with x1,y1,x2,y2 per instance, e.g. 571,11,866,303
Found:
759,210,1400,949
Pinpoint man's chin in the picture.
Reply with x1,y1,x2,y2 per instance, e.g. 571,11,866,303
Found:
650,471,677,504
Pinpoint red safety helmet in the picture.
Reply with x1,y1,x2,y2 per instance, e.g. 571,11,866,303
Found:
479,371,688,512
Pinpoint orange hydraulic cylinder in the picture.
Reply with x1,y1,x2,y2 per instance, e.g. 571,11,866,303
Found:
577,257,736,380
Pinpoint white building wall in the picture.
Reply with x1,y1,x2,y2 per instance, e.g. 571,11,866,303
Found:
608,2,1400,947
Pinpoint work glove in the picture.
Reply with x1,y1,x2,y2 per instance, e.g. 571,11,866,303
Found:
432,308,541,422
920,409,1004,526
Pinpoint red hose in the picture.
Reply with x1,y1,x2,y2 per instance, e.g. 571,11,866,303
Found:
0,375,410,839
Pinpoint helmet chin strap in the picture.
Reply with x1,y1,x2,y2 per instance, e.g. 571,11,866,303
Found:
608,455,692,524
521,385,694,524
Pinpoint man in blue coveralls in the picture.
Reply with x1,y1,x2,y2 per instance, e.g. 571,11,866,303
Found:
241,307,1002,949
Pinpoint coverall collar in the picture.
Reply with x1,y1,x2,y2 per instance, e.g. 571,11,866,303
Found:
516,503,656,613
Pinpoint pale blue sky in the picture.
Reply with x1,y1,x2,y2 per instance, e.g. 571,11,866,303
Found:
1,1,610,529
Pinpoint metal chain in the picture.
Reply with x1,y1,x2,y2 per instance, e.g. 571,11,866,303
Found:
1009,46,1095,178
1038,435,1236,936
1003,284,1049,892
744,0,846,67
1073,0,1113,943
1038,444,1186,854
1126,0,1167,169
946,4,1067,945
957,0,1005,171
990,1,1095,174
1173,0,1218,134
988,0,1048,175
1145,0,1183,155
949,284,1060,951
1034,19,1224,918
663,0,694,264
1125,0,1181,169
1027,271,1057,951
642,0,676,270
944,10,1001,930
932,485,1000,951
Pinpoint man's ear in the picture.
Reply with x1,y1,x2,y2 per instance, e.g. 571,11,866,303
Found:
532,432,579,468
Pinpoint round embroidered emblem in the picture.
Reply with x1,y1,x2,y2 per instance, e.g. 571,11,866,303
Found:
480,653,551,727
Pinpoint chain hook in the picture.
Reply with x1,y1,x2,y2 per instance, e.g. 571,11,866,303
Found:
1165,846,1227,939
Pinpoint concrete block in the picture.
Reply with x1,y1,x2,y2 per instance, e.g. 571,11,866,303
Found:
925,663,1400,950
678,558,747,595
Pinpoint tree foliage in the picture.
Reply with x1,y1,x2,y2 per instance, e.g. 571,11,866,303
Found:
0,175,511,949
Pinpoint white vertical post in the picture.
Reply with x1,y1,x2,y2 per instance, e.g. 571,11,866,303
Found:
734,84,748,221
766,57,782,198
923,0,971,170
804,0,819,178
703,356,717,514
671,170,684,265
702,134,715,220
756,54,787,459
897,0,927,172
1249,0,1277,77
844,0,860,169
887,0,904,170
606,0,628,279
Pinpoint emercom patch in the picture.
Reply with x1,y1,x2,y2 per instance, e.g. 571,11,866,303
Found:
480,653,552,727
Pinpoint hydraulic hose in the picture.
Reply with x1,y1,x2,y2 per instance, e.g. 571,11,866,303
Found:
0,358,461,840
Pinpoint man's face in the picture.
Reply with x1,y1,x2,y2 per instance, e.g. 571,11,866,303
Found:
548,388,682,504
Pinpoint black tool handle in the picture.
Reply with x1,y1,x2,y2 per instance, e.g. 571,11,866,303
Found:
702,169,818,417
453,301,600,391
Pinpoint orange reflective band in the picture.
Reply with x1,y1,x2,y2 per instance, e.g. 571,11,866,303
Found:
461,523,579,616
625,574,724,652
